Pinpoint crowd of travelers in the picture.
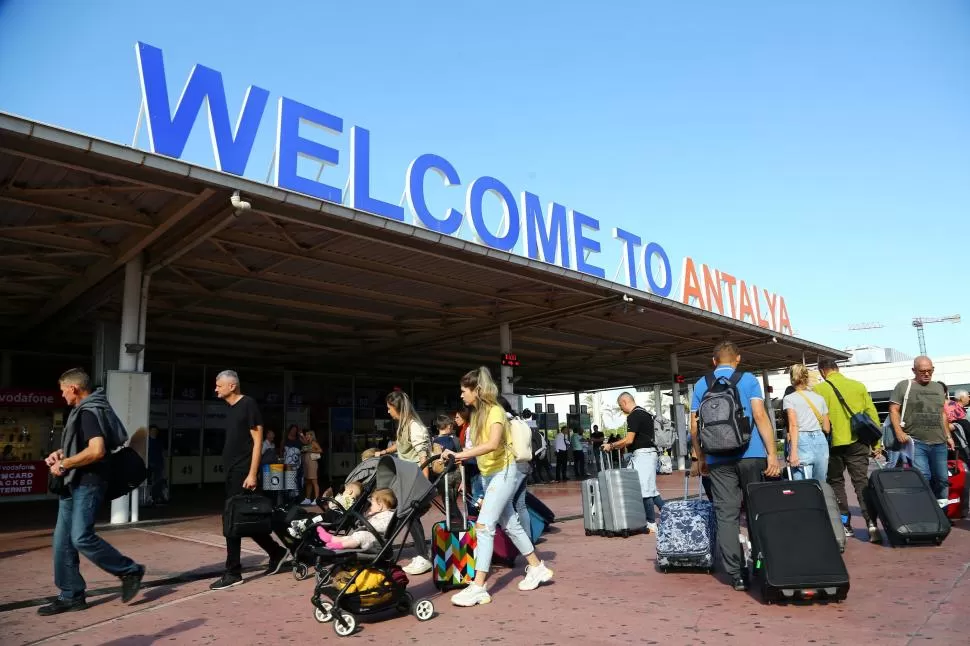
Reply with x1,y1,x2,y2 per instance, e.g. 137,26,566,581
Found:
34,343,967,616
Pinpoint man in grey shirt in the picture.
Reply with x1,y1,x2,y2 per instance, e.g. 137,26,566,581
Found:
889,356,954,505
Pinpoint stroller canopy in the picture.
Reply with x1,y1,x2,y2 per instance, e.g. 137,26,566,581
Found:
345,457,380,487
373,456,435,519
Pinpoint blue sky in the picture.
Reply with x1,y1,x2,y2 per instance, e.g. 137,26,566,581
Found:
1,0,968,358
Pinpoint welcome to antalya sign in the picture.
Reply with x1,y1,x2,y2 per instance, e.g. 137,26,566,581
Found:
133,42,792,335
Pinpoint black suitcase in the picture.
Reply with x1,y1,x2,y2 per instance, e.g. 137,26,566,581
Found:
747,480,849,604
224,493,274,538
867,468,950,547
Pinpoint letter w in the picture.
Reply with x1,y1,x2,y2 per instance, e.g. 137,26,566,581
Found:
135,42,269,176
521,192,571,269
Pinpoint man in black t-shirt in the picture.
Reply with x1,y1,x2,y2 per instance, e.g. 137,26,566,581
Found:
210,370,287,591
39,368,144,616
602,392,665,532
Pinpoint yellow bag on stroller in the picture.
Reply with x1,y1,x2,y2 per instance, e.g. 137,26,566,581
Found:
332,568,393,607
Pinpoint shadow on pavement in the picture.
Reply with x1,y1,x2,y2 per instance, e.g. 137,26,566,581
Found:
97,618,207,646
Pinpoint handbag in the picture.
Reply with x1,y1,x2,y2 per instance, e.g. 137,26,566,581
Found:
882,380,912,452
310,452,321,461
224,493,274,538
826,380,881,446
105,446,148,501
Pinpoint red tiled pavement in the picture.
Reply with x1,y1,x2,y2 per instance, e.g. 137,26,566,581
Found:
2,473,969,645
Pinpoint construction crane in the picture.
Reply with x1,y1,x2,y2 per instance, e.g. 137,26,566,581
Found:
912,315,961,355
848,322,885,331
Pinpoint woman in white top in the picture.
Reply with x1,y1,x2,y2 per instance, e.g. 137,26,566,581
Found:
783,364,831,481
375,390,432,575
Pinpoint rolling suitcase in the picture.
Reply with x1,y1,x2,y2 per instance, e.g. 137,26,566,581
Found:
868,467,950,547
747,479,849,604
491,525,520,568
656,472,716,572
945,459,968,520
820,481,846,553
526,492,555,524
599,451,648,537
431,465,477,590
582,453,605,536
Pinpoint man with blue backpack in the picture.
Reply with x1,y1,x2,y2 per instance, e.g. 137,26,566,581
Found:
690,341,781,592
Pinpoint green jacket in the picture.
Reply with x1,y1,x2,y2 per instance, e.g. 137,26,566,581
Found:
813,372,879,448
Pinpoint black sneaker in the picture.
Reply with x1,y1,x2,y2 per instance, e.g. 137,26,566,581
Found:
264,552,289,576
37,597,87,616
732,576,749,592
121,566,145,603
209,573,244,591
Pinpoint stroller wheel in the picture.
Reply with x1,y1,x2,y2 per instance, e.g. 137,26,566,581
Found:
293,563,310,581
313,601,334,623
413,598,435,622
315,568,333,587
333,611,357,637
397,591,414,613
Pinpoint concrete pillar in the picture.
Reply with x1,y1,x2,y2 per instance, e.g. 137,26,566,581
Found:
111,257,145,524
499,323,514,396
762,371,777,433
652,384,663,418
92,320,120,389
671,353,686,470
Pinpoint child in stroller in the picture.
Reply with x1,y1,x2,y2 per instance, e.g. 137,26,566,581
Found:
310,454,448,637
288,481,364,539
315,488,396,551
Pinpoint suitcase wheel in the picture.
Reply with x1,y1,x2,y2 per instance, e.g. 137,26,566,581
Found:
585,529,591,536
621,530,629,538
934,537,943,546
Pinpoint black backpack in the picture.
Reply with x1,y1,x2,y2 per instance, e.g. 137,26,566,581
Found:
697,372,752,456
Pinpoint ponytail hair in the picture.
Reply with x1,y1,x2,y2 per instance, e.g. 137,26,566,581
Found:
461,366,500,444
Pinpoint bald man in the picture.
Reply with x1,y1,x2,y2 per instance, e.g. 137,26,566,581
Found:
889,356,954,506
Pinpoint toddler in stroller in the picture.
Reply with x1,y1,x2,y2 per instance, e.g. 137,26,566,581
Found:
316,488,396,550
288,481,364,539
310,454,447,637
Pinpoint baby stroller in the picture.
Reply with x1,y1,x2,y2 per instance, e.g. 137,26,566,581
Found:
273,457,382,581
310,454,447,636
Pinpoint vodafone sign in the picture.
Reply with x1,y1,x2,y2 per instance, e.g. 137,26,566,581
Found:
0,389,60,407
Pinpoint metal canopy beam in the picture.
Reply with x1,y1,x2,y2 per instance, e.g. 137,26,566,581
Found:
20,189,215,331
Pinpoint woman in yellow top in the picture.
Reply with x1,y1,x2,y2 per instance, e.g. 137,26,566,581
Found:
375,390,432,575
441,366,553,607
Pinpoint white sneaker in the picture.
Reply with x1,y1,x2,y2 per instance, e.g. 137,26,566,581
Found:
646,522,658,534
451,583,491,607
300,498,313,505
403,556,432,575
517,561,554,591
937,499,948,509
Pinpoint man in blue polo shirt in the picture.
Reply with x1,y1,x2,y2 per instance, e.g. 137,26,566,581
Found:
690,341,780,591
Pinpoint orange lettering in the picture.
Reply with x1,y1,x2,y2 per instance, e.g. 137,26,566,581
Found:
680,257,707,310
720,272,738,318
762,289,778,331
738,280,756,325
752,285,770,328
702,266,724,315
777,297,793,335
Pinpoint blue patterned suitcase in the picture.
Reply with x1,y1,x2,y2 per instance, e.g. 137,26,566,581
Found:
656,473,717,572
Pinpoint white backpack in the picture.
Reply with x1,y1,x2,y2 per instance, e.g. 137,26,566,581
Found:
509,416,534,462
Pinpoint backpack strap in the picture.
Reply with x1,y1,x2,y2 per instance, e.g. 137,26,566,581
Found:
728,371,744,387
704,374,715,390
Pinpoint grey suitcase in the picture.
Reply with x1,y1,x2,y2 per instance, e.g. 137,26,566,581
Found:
598,452,648,537
582,475,605,536
820,481,846,553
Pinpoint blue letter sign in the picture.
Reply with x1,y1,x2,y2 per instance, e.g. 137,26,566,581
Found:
135,42,268,176
405,154,463,234
275,97,344,203
522,192,571,269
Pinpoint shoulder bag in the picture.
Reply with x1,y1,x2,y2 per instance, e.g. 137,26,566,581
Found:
881,380,912,452
826,379,881,446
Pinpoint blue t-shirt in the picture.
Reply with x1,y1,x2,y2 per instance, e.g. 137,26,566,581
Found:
691,366,767,465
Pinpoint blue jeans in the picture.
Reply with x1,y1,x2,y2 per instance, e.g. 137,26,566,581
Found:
790,431,830,482
628,449,665,523
476,462,535,572
912,440,949,501
54,483,140,600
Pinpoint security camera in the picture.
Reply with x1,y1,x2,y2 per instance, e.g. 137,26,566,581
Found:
230,190,251,211
622,295,634,303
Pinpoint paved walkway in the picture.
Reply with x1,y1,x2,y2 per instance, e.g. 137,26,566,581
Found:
2,474,968,645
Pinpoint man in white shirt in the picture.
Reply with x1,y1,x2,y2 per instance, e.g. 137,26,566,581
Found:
554,427,570,482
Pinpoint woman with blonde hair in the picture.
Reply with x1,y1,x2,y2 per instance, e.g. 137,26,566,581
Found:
782,364,831,481
375,389,432,575
300,431,323,504
440,366,553,607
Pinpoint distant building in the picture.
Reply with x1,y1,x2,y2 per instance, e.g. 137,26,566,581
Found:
844,345,913,366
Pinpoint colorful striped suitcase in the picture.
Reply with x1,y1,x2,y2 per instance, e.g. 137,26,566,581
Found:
431,465,476,590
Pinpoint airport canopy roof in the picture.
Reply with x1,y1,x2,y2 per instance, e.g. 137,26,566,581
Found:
0,113,848,394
